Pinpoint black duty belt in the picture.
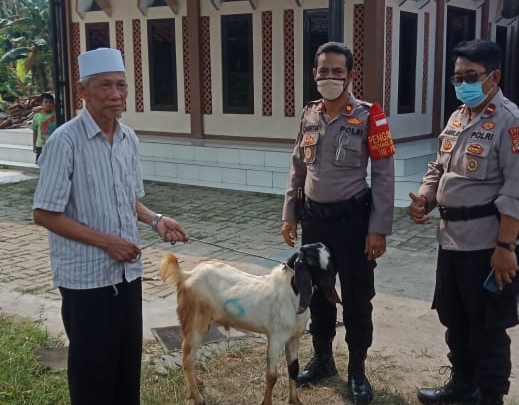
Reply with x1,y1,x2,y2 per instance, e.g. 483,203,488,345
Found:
438,202,498,221
303,188,371,220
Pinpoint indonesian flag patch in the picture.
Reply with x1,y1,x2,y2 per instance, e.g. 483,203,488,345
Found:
368,102,395,159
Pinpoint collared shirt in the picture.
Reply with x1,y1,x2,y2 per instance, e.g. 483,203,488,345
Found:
32,108,145,289
282,93,395,235
418,89,519,251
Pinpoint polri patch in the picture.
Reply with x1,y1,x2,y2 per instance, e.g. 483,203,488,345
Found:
466,158,479,171
467,143,483,155
368,102,395,159
509,127,519,153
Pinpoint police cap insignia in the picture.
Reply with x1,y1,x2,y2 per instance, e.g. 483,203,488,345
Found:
466,158,479,171
482,121,495,130
345,116,364,125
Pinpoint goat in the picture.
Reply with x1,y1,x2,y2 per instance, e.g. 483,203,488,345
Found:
159,242,341,405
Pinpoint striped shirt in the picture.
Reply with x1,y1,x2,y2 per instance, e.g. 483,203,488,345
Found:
32,108,145,289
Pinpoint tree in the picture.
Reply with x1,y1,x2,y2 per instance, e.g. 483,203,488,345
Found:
0,0,53,102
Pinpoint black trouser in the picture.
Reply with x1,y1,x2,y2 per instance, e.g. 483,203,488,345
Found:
433,247,519,395
301,198,376,350
35,147,42,164
59,278,143,405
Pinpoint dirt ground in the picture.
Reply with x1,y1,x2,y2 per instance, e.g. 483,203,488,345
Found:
181,293,519,405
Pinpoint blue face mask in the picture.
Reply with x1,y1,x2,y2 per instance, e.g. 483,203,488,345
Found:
453,71,494,108
454,81,487,108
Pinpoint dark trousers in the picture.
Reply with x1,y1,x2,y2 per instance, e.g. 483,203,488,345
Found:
35,147,42,164
59,278,143,405
301,203,376,350
433,247,518,395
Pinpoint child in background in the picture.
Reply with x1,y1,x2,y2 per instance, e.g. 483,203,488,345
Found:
32,93,57,164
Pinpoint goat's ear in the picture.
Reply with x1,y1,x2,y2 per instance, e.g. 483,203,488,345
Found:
285,251,299,270
294,257,312,314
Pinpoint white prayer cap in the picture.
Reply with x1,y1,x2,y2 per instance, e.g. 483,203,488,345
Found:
78,48,125,80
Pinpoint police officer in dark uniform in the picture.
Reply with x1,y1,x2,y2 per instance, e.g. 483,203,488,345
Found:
282,42,395,404
409,40,519,405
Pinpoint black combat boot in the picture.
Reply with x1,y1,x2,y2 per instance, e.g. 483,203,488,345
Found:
417,369,480,405
347,348,374,404
479,392,504,405
296,336,338,387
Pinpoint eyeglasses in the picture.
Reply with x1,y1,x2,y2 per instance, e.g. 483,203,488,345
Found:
449,71,488,86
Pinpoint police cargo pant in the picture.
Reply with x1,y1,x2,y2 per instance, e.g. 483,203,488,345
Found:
301,206,376,351
434,246,519,395
59,277,143,405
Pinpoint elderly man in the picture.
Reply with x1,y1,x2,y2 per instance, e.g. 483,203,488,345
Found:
32,48,188,405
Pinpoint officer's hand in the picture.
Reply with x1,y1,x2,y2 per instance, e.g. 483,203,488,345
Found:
365,233,386,261
282,221,298,247
491,248,518,289
408,192,430,224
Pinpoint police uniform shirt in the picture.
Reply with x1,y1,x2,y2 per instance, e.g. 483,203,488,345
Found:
282,93,395,235
418,89,519,251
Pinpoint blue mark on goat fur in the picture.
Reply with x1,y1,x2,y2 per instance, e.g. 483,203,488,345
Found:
223,298,246,318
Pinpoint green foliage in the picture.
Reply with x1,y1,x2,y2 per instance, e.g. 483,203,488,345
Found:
0,0,53,107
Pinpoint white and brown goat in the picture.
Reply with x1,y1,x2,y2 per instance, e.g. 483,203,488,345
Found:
159,242,341,405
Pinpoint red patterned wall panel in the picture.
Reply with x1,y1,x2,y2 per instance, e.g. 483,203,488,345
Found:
384,7,393,116
284,10,295,117
71,22,81,109
353,4,364,99
422,12,430,114
182,17,191,114
115,20,125,61
132,19,144,113
201,16,212,115
262,11,273,116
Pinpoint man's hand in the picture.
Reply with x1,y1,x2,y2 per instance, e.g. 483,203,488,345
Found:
156,216,189,243
365,233,386,260
282,221,298,247
104,235,141,263
408,192,430,224
491,248,518,289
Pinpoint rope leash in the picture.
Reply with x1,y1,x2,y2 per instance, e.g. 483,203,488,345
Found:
140,236,285,282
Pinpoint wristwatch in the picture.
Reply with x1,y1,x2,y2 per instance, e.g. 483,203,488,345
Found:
496,240,517,251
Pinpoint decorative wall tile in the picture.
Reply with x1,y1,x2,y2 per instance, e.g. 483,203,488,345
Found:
132,19,144,113
353,4,364,99
262,11,273,116
384,7,393,116
422,12,430,114
71,22,81,109
201,16,212,115
284,9,295,117
182,17,191,114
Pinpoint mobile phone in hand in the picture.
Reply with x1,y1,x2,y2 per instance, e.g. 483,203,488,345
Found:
483,267,501,296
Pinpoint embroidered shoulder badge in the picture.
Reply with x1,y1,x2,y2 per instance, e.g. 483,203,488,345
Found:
442,139,453,151
368,102,395,159
509,127,519,153
453,120,462,127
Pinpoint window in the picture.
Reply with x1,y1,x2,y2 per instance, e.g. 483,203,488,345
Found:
221,14,253,114
397,11,418,114
147,19,178,111
303,9,328,105
85,22,110,51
